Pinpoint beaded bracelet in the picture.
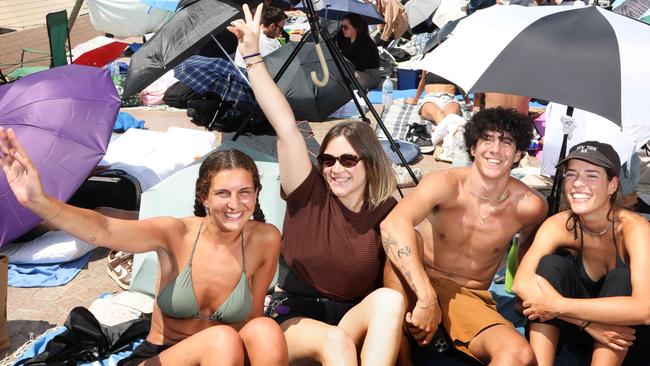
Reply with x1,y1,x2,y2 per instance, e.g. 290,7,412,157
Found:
242,52,260,60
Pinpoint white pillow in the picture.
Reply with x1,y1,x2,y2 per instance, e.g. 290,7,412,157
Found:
0,231,95,264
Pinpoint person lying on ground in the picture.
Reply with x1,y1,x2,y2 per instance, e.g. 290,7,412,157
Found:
228,5,405,365
337,13,382,90
0,127,287,366
404,71,465,125
381,107,548,365
513,141,650,366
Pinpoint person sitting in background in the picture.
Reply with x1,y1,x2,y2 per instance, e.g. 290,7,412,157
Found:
234,6,287,69
229,5,406,364
513,141,650,366
375,0,408,46
338,13,382,89
0,128,287,366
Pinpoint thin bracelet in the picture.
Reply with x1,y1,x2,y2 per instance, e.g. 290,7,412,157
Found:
580,321,591,330
417,299,438,309
45,203,64,222
242,52,260,60
244,56,263,65
246,59,264,69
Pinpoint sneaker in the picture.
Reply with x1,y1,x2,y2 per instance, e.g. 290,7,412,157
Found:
405,123,434,154
393,163,422,188
107,250,133,290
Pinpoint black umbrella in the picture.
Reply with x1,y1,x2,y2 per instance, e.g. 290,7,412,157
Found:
264,41,354,121
123,0,242,97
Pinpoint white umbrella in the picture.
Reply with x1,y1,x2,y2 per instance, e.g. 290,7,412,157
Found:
404,0,441,29
431,0,466,28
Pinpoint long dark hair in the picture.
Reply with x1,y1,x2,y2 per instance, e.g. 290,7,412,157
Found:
342,13,369,34
193,149,265,222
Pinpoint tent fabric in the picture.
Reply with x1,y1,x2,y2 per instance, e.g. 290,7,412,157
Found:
86,0,175,37
540,102,639,177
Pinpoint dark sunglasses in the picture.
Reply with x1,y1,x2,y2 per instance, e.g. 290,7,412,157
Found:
317,153,362,168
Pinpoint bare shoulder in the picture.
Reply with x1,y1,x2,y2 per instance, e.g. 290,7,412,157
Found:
617,209,650,232
510,178,548,224
244,221,281,251
419,167,463,195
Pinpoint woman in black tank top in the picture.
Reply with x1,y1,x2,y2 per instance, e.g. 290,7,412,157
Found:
513,141,650,366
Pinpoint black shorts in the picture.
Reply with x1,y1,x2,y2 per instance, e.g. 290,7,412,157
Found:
117,340,171,366
267,291,357,326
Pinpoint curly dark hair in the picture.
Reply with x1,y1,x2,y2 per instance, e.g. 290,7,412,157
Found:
193,149,265,222
463,107,533,161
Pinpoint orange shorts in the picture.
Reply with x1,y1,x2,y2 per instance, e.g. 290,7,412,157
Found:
432,277,512,360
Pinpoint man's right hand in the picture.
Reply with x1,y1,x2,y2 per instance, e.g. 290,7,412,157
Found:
584,322,636,351
405,300,442,346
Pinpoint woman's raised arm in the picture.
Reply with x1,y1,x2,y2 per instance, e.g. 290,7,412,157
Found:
228,5,313,196
0,127,175,253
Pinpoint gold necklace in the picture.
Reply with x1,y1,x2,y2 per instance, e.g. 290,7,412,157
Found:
467,179,509,225
580,221,609,236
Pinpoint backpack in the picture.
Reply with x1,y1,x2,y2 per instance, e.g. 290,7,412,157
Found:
67,169,142,211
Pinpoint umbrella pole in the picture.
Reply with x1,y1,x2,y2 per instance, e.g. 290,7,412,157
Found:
232,31,314,140
548,106,574,215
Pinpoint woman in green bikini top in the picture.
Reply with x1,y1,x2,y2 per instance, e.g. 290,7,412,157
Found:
0,129,288,366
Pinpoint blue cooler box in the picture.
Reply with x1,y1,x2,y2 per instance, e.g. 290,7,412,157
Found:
397,68,421,90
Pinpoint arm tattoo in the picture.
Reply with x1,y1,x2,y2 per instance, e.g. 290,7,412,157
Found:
397,246,412,258
382,233,399,260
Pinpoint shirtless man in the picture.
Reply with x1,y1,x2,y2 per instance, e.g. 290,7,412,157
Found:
381,107,548,365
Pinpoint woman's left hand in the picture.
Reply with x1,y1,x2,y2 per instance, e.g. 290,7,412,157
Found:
522,275,564,322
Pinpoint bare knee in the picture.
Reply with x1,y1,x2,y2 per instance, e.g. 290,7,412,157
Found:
240,317,288,364
491,344,536,366
202,326,244,364
369,288,406,317
321,326,357,363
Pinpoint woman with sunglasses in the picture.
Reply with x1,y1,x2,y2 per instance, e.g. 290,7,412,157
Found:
513,141,650,366
338,13,382,90
229,5,404,365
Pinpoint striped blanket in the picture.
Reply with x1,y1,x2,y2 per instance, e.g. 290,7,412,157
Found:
376,100,429,140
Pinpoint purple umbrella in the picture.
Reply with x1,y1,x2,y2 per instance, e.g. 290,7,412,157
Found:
0,65,120,247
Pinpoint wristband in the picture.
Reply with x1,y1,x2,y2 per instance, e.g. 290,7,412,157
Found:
580,321,591,330
242,52,260,60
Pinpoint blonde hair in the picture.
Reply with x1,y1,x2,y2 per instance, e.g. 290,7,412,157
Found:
318,121,396,209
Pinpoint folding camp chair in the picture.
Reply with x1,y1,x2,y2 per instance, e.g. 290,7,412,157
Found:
5,10,73,80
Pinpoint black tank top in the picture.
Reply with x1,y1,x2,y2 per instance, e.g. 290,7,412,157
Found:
575,219,628,298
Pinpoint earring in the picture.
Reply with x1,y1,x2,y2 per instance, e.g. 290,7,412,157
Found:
204,204,209,216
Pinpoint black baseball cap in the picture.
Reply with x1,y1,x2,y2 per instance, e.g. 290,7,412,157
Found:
556,141,621,177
